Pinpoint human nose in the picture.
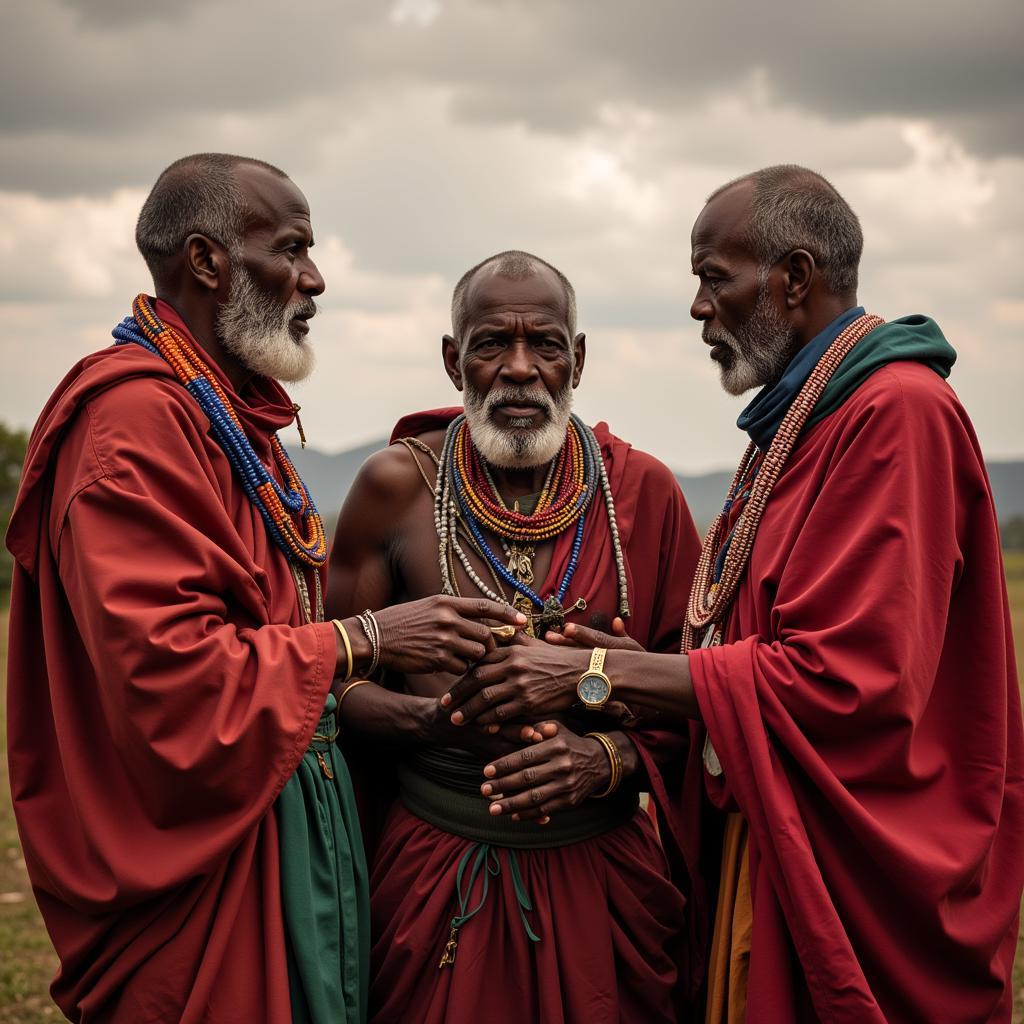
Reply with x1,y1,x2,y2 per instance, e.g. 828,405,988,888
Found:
499,340,539,383
690,285,712,322
299,257,325,297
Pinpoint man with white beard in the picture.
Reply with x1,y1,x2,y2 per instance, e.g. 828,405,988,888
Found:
5,154,523,1023
328,251,705,1023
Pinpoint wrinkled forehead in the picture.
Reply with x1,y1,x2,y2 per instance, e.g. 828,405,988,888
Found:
236,164,311,234
691,180,756,266
462,265,571,329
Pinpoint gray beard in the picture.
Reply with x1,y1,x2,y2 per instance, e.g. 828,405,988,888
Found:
704,279,797,396
463,381,574,469
216,263,317,383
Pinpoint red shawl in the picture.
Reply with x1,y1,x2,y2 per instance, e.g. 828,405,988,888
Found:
689,362,1024,1022
6,302,336,1021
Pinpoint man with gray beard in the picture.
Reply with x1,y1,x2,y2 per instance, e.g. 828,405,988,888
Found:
5,153,523,1023
327,251,705,1023
442,169,1024,1022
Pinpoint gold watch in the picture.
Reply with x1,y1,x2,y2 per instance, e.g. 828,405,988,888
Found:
576,647,613,709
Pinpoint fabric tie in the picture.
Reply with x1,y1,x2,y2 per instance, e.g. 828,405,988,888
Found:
439,843,540,967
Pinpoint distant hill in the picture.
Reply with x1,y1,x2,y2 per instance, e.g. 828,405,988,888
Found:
293,441,1024,535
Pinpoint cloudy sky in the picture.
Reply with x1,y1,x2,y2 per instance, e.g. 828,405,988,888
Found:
1,0,1021,473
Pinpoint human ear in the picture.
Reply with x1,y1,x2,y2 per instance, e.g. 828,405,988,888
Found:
571,333,586,388
185,234,229,294
442,334,463,391
783,250,815,309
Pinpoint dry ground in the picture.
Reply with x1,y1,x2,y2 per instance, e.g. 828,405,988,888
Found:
3,556,1024,1021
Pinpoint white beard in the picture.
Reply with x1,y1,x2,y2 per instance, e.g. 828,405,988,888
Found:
216,262,317,383
704,279,797,396
463,381,574,469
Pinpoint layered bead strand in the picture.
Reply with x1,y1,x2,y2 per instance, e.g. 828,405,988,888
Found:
113,293,327,568
682,313,884,654
434,413,629,625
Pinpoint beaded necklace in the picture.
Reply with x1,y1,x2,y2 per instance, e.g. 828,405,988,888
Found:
682,313,884,656
434,413,629,633
112,294,328,577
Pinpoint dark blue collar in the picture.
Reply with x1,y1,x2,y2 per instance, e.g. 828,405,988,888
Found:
736,306,863,450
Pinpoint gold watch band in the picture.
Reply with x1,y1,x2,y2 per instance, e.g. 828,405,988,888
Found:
589,647,607,674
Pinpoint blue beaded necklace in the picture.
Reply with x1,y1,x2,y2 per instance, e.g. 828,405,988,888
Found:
446,413,597,614
112,295,327,569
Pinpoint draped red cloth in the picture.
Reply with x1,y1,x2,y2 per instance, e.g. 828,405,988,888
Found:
689,363,1024,1022
365,410,705,1023
6,301,336,1022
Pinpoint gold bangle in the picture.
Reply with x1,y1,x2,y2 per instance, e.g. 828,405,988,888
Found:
337,678,370,712
332,618,353,683
586,732,622,798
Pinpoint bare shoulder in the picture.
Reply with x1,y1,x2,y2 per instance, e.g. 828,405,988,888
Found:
349,443,426,508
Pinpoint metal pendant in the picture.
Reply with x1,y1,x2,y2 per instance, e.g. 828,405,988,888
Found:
513,592,537,636
507,544,535,586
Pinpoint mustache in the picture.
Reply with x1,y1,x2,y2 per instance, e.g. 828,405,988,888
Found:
288,296,318,319
482,385,557,417
702,325,735,347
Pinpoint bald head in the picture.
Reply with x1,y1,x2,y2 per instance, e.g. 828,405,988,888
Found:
451,250,577,343
135,152,289,282
706,165,863,296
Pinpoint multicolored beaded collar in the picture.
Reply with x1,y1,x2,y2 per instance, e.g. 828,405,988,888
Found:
112,293,327,569
434,413,629,633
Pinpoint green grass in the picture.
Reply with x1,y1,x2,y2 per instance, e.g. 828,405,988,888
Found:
2,563,1023,1021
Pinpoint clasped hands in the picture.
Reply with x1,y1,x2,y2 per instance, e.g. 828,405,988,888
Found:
440,619,644,822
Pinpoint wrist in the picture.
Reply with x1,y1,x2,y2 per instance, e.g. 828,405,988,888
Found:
338,615,373,672
407,695,440,743
585,736,613,790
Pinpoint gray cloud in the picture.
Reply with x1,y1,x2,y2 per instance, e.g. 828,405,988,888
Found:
2,0,1021,200
1,0,1022,471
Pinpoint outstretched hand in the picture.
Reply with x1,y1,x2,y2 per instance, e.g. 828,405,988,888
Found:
374,596,526,676
479,721,612,822
543,616,644,652
440,633,588,727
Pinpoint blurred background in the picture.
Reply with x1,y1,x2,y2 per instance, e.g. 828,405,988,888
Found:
1,1,1021,1019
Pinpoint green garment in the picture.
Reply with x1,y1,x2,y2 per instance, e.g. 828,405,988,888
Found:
808,313,957,431
276,693,370,1024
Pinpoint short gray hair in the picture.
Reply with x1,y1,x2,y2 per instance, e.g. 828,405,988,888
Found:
451,250,578,342
708,165,863,295
135,153,287,276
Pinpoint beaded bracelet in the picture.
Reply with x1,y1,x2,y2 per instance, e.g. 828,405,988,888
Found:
331,619,354,683
585,732,622,798
358,610,381,676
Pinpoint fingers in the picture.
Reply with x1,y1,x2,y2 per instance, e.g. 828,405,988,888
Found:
440,649,513,709
481,760,557,798
450,685,516,726
446,597,527,627
561,621,643,652
542,630,578,647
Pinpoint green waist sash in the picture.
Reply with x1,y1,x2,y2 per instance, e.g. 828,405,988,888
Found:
398,747,638,849
277,695,369,1024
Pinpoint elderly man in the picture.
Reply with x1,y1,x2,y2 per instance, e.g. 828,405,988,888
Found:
5,153,521,1023
445,170,1024,1022
327,250,703,1023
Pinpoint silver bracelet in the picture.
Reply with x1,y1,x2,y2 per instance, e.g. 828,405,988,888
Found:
358,609,381,676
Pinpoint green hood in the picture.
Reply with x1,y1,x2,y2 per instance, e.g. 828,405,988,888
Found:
809,314,957,430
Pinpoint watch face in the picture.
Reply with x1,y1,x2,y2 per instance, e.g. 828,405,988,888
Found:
578,673,611,705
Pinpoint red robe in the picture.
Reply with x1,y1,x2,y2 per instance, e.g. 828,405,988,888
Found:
366,411,704,1023
688,362,1024,1022
6,301,337,1022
